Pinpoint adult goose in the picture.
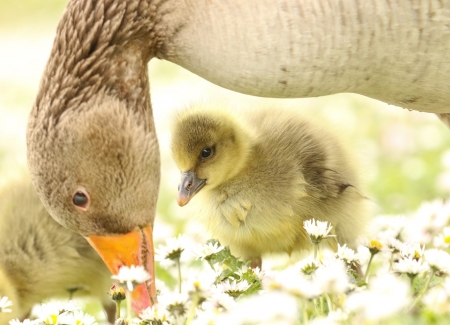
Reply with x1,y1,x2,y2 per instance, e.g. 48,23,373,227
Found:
0,176,115,324
27,0,450,313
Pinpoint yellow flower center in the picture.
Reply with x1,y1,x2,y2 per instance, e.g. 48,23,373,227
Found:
193,280,201,288
369,240,383,250
45,314,58,325
268,282,282,290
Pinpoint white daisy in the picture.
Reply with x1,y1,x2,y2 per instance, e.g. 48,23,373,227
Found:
309,317,340,325
422,285,450,314
364,239,384,254
250,266,265,281
345,272,411,321
158,292,189,318
399,242,425,259
9,320,39,325
71,311,97,325
263,268,321,299
155,234,189,268
203,287,236,312
393,257,429,276
356,245,371,265
192,241,224,260
182,270,219,298
138,304,170,324
235,265,265,281
424,249,450,274
0,296,13,313
154,278,171,295
382,236,403,253
433,226,450,248
296,256,320,275
422,277,450,314
309,309,349,325
35,301,80,322
403,200,450,244
111,265,151,292
191,310,220,325
303,219,336,244
367,215,407,241
313,258,350,295
335,244,360,266
214,291,299,325
42,311,73,325
217,279,251,297
327,309,349,322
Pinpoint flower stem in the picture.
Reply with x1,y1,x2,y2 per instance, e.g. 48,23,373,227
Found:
174,314,182,325
115,301,121,320
302,301,309,325
363,253,375,283
312,298,321,315
185,292,200,325
126,290,132,322
176,257,182,293
408,271,434,312
389,253,394,271
325,294,334,312
314,244,319,261
207,259,216,272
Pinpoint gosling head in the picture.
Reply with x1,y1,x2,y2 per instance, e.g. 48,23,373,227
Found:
171,106,253,206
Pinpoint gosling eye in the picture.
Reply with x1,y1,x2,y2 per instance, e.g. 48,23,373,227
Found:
72,187,90,211
200,147,213,160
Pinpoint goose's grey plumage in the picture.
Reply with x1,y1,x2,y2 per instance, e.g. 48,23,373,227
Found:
171,105,370,266
0,176,114,324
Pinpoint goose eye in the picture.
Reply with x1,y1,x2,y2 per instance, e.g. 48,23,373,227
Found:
72,188,90,210
201,147,213,159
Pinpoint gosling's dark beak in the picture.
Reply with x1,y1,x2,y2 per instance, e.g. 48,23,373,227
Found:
177,171,206,206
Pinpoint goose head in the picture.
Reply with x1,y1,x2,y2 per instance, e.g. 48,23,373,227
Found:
171,107,253,206
28,97,159,235
27,94,160,312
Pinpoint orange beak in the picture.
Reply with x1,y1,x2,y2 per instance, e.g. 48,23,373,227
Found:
86,226,156,316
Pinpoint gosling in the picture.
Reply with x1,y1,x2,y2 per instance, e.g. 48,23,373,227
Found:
0,175,115,324
171,104,370,268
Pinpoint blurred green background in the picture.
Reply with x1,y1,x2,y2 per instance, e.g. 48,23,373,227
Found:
1,0,450,318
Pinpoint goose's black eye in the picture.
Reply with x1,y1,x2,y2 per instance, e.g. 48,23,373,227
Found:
73,192,88,206
72,188,90,210
201,147,213,159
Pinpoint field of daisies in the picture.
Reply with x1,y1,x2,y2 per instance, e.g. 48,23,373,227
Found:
2,206,450,325
3,1,450,324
